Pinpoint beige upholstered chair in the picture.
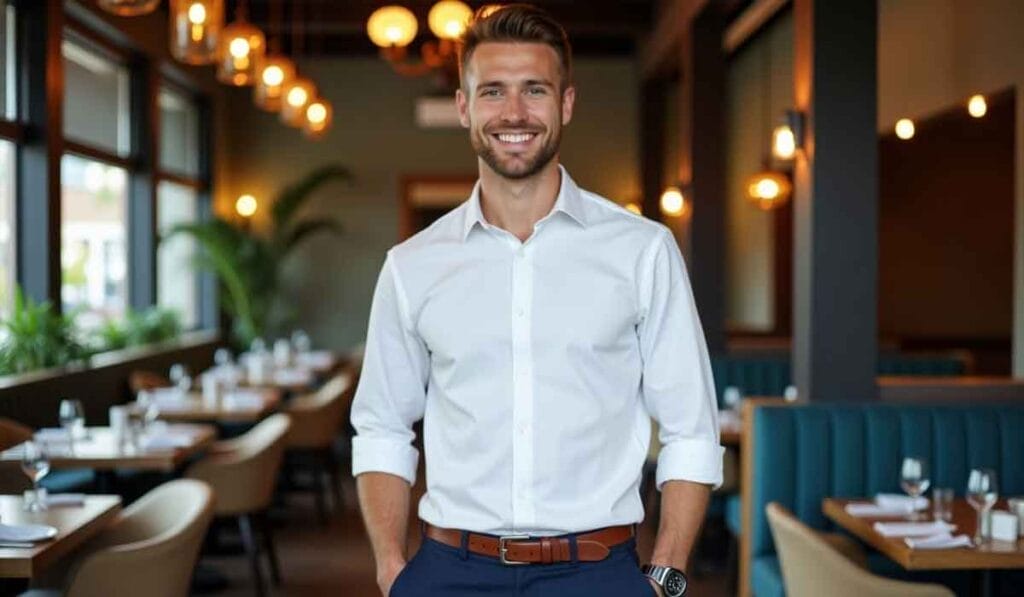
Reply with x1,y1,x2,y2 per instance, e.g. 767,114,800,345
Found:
284,371,355,522
766,503,955,597
24,479,214,597
0,418,33,493
186,413,292,597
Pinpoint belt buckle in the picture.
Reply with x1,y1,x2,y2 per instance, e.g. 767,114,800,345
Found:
498,534,530,566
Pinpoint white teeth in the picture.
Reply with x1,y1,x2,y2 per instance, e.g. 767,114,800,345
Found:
496,133,534,143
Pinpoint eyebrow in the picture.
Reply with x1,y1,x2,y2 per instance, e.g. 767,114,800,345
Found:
477,78,556,89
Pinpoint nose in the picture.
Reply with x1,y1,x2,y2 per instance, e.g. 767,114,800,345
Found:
499,93,528,124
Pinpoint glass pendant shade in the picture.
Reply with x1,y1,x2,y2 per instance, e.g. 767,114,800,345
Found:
169,0,224,65
428,1,473,40
280,77,317,127
367,6,418,48
217,20,266,86
745,171,792,210
254,55,296,112
303,98,333,139
97,0,160,16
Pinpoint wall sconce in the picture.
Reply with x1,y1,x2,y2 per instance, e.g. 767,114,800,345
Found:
235,194,258,218
771,109,804,161
967,94,987,118
895,118,915,140
660,186,690,218
745,171,792,211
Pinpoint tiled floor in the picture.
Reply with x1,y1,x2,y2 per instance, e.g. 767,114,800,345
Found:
208,475,730,597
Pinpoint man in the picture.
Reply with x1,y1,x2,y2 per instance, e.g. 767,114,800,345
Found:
351,5,722,596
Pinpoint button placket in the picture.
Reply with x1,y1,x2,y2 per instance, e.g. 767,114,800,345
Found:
510,243,535,530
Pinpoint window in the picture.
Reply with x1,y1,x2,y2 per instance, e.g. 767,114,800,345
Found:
159,87,200,178
0,140,13,315
157,180,199,328
61,153,128,329
1,1,15,121
62,37,130,157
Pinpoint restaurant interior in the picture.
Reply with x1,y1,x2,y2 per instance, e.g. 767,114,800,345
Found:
0,0,1022,595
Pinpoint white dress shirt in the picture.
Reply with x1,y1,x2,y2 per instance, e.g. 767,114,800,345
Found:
351,167,723,536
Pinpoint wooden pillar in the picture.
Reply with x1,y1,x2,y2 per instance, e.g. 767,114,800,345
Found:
639,79,668,222
792,0,878,401
680,6,727,354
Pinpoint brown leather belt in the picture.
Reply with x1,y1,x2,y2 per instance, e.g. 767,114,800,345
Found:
424,523,634,565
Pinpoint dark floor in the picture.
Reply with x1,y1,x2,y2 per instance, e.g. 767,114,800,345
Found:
206,474,731,597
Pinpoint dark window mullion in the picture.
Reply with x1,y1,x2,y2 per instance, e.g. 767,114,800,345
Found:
127,53,156,311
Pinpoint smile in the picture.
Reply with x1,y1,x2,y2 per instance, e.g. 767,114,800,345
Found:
493,132,537,145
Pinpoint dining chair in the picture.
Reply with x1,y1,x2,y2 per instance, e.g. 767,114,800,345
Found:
22,479,214,597
185,412,292,597
283,370,355,524
766,502,955,597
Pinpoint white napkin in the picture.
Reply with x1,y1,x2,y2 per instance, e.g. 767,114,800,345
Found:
33,428,71,445
873,521,956,537
273,368,313,386
141,431,194,451
904,533,973,549
876,493,929,512
297,350,334,370
223,390,264,410
45,493,86,507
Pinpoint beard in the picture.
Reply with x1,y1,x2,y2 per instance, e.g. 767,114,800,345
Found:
470,121,562,180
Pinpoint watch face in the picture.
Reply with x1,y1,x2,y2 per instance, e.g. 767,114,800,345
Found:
664,569,687,597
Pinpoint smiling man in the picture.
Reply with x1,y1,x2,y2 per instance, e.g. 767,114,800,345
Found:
351,5,722,597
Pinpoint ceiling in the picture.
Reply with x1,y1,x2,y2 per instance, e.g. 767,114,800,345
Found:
226,0,657,57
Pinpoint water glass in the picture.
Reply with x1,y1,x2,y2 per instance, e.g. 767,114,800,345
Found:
967,468,999,543
20,440,50,512
783,385,799,402
900,457,931,520
291,329,312,354
213,347,234,367
168,363,192,393
58,399,86,442
136,390,160,429
932,487,954,522
722,386,742,412
250,337,267,354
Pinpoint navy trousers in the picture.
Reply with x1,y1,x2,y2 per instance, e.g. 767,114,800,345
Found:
389,533,656,597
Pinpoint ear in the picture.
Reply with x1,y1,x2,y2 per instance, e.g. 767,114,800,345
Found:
456,88,471,128
561,85,576,126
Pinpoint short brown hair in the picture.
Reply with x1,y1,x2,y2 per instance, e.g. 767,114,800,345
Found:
459,4,573,90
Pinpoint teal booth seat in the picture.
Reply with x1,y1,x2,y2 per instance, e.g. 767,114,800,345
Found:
747,403,1024,597
711,354,966,408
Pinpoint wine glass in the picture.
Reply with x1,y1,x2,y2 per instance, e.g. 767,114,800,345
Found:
21,440,50,512
900,457,931,521
967,468,998,544
136,390,160,431
214,348,234,368
58,399,85,442
722,387,742,412
291,329,312,354
250,337,266,354
168,363,192,393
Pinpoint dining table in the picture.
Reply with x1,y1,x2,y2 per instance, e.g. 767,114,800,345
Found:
136,387,281,424
0,494,121,579
823,497,1024,595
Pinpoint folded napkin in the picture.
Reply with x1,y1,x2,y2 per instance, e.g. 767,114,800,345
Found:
904,533,973,550
34,428,71,443
45,493,86,507
873,521,956,537
876,493,929,512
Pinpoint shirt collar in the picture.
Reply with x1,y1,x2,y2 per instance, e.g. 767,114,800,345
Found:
462,165,589,241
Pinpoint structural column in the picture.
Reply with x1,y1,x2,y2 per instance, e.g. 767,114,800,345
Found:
679,5,727,354
792,0,878,401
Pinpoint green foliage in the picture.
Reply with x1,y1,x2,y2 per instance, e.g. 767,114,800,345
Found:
0,289,88,375
166,164,349,348
92,307,183,353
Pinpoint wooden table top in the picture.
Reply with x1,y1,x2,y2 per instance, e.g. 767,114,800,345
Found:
0,494,120,578
0,425,216,472
141,388,280,423
823,498,1024,570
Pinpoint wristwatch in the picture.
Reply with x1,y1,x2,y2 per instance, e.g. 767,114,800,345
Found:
641,564,687,597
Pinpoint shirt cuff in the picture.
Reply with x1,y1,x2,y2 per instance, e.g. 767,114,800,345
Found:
351,435,420,485
656,438,725,490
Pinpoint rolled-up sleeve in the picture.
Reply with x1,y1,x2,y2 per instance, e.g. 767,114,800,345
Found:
350,252,429,485
638,228,724,490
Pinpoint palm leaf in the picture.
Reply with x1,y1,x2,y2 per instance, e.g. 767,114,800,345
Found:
270,164,350,238
280,218,344,255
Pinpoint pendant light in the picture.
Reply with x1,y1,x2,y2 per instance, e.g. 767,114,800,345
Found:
303,97,333,139
169,0,223,65
279,1,316,128
97,0,160,16
254,0,295,112
217,0,266,86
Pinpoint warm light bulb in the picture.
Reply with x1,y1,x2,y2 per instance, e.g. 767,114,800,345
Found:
235,194,258,218
625,203,642,215
187,2,206,24
895,118,915,140
287,86,308,107
367,6,418,48
660,187,685,217
307,102,327,124
229,36,250,58
755,179,780,198
772,124,796,160
968,94,987,118
262,65,284,86
428,1,473,40
745,171,792,210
